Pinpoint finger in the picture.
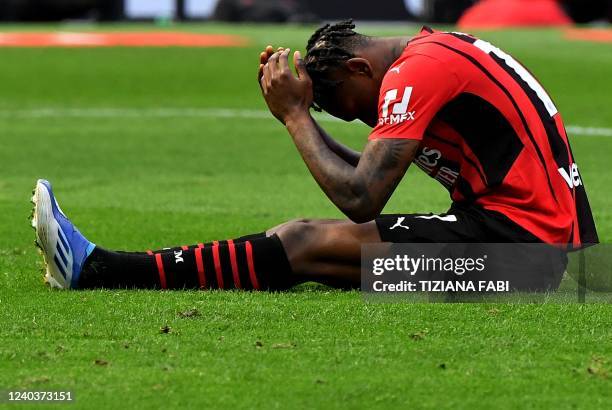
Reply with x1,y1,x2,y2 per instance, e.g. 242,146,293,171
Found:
257,63,265,87
279,48,290,72
260,73,268,93
263,45,276,62
265,45,274,56
260,51,268,65
277,47,284,52
263,62,272,88
268,51,280,74
293,50,310,80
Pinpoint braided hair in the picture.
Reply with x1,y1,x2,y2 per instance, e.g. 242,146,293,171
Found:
305,19,369,112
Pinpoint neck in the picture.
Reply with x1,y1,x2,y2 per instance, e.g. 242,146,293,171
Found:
372,36,412,72
358,37,412,127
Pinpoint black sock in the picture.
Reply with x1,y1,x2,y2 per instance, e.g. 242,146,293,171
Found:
78,234,294,290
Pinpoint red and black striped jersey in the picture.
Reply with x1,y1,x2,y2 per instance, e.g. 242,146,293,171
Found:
369,27,598,247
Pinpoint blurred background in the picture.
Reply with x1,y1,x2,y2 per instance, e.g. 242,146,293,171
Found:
0,0,610,248
0,0,610,25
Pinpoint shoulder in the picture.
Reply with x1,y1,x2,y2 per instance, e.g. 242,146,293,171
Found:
380,52,459,93
402,30,476,68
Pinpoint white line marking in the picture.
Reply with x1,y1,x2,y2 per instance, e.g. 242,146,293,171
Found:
565,125,612,137
0,107,345,123
0,107,609,136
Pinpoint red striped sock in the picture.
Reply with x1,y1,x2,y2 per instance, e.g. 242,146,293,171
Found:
79,234,292,290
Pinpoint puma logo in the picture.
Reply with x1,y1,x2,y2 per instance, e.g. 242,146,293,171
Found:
174,250,184,263
390,217,410,230
389,62,405,74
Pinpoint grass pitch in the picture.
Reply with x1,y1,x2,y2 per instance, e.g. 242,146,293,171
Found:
0,23,610,408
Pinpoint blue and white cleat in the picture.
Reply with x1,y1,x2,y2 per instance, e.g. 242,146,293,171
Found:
31,179,95,289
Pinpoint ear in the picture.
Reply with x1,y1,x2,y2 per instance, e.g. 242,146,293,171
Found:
345,58,373,77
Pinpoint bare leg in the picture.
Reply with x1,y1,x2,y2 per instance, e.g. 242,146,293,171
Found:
273,219,382,288
266,218,342,236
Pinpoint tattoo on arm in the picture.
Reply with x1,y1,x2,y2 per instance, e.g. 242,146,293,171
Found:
374,139,414,179
285,113,419,222
355,139,420,213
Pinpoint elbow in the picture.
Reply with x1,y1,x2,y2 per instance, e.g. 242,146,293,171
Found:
348,213,376,224
341,198,380,224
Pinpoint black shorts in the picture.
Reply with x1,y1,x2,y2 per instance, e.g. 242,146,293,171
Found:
375,203,567,291
376,202,541,243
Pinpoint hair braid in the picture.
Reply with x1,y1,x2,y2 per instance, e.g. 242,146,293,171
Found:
305,19,368,112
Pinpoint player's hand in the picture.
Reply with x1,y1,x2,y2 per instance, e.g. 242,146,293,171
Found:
258,46,285,90
260,49,313,125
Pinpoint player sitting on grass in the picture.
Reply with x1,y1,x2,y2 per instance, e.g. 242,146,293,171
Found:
32,21,597,291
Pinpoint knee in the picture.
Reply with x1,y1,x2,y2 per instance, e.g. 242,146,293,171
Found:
275,219,322,276
286,218,312,225
276,219,318,244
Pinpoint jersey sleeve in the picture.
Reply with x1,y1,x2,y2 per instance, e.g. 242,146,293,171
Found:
369,54,460,141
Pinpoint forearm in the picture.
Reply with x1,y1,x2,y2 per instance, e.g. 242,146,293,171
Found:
258,48,414,222
285,113,371,219
312,117,361,167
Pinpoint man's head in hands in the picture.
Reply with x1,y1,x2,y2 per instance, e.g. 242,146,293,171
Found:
258,20,409,127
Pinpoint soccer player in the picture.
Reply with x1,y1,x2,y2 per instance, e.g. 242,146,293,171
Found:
32,21,597,291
